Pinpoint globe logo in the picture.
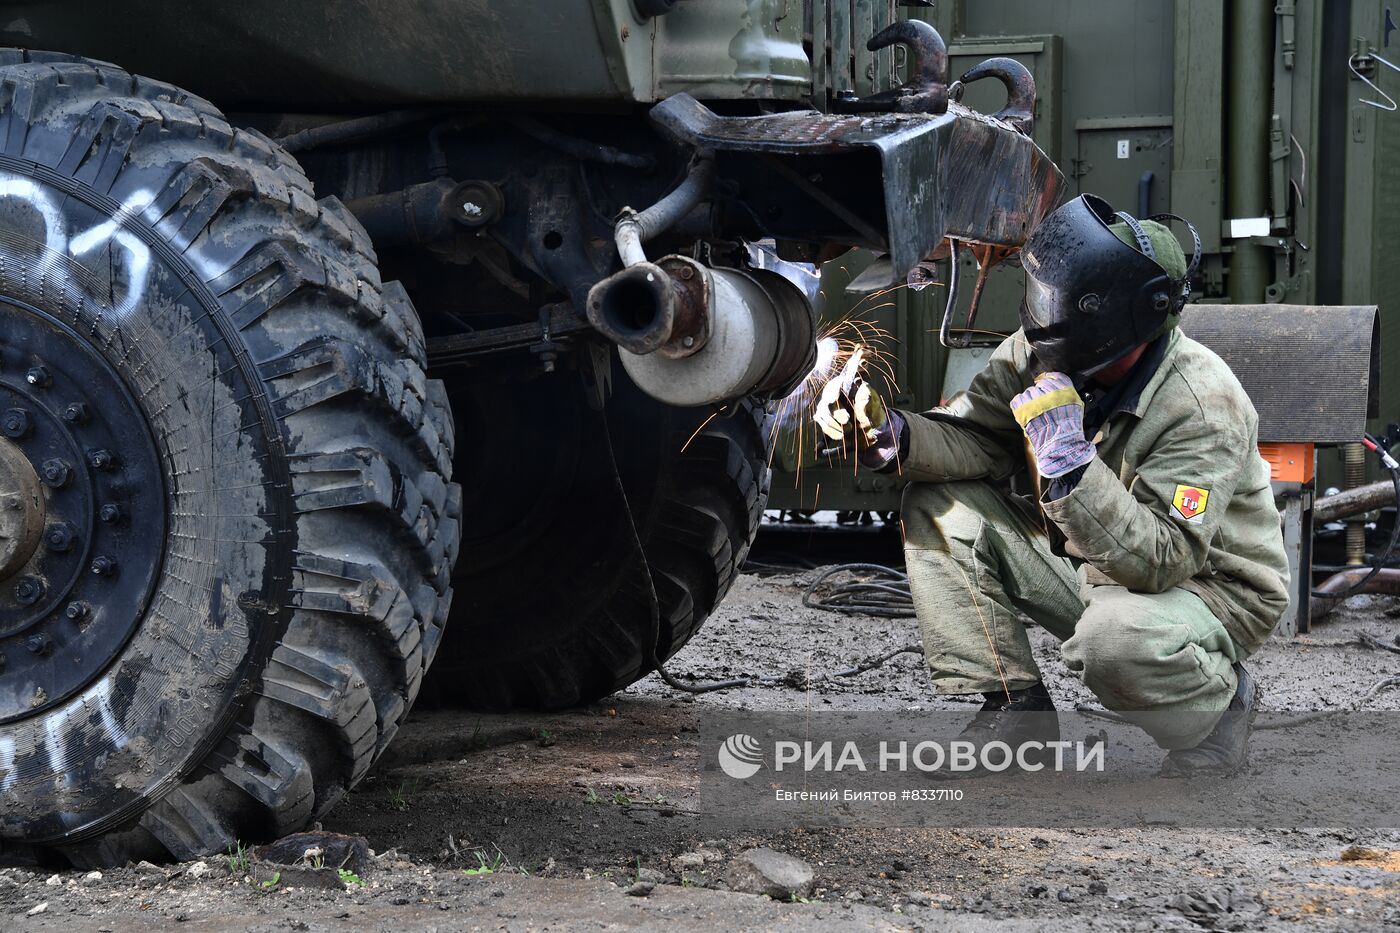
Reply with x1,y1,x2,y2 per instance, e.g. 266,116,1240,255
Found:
717,733,764,779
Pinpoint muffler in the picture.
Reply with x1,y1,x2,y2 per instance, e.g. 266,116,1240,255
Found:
586,156,815,405
587,254,815,407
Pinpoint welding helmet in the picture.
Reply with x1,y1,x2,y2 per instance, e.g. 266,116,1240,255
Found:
1019,194,1200,377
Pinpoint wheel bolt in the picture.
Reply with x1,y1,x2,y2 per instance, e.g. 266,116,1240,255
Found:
44,522,75,553
99,503,122,523
64,601,89,622
25,366,50,388
91,555,117,576
89,448,115,471
40,458,70,488
2,408,31,439
25,633,52,655
61,402,89,425
14,575,44,605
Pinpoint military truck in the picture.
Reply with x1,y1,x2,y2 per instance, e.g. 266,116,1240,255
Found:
0,3,1059,862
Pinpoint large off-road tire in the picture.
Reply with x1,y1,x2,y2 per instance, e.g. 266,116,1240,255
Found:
424,370,770,710
0,51,458,866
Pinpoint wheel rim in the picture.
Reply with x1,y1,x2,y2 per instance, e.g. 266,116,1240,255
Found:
0,300,165,723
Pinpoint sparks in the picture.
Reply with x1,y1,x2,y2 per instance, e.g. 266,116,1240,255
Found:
767,316,900,486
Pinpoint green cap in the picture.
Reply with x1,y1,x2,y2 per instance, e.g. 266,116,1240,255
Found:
1108,218,1187,281
1108,218,1188,340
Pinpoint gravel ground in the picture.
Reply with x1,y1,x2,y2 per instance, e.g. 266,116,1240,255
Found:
5,566,1400,931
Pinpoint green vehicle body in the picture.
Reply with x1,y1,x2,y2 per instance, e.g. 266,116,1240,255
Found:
0,1,841,107
770,0,1399,514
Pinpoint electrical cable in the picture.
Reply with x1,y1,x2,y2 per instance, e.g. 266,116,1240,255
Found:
1312,432,1400,603
507,116,656,170
275,108,443,153
599,413,925,694
743,556,820,576
596,404,747,694
802,563,916,618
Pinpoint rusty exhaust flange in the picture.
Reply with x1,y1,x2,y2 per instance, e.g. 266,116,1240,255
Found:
836,20,949,115
584,256,717,360
951,57,1038,134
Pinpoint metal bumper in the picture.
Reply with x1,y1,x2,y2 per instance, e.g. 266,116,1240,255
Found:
649,92,1066,285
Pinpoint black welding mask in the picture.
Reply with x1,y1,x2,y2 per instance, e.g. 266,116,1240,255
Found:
1019,194,1200,378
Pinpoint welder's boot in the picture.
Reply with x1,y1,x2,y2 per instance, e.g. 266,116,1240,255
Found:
930,682,1059,779
1159,663,1258,777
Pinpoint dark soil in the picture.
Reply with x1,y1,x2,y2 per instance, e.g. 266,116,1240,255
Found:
6,570,1400,930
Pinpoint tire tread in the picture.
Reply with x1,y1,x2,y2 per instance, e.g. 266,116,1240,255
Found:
0,52,460,864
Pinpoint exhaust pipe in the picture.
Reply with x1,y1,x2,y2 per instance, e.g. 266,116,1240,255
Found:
588,254,816,407
586,262,678,356
586,156,816,406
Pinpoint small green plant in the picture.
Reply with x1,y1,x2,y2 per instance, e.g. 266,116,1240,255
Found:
259,871,281,890
310,853,325,869
225,840,251,875
337,868,363,887
387,780,412,811
585,786,601,805
462,850,503,877
611,791,630,806
789,893,812,904
535,728,555,748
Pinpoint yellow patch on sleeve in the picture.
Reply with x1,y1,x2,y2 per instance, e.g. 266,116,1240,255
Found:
1170,485,1210,524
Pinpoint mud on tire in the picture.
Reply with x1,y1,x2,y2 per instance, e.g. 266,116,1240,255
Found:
0,51,459,866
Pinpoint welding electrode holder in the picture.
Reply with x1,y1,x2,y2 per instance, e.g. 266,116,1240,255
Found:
816,374,874,460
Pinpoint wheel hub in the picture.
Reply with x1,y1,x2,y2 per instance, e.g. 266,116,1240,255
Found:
0,439,45,579
0,301,166,722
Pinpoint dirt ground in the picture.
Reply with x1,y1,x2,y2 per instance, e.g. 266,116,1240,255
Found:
7,549,1400,931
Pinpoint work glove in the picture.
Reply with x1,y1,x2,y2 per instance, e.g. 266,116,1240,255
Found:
815,377,888,446
1009,372,1096,478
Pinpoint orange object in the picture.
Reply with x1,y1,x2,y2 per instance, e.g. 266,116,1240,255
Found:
1258,442,1315,483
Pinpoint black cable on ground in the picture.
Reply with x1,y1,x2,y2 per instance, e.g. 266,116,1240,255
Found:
804,645,923,684
802,563,916,618
743,556,820,576
1357,632,1400,655
597,421,925,694
596,405,747,694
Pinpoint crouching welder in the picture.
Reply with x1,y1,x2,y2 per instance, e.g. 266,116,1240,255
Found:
815,194,1290,775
